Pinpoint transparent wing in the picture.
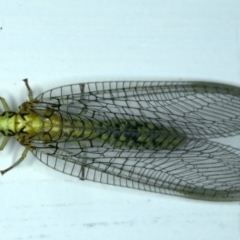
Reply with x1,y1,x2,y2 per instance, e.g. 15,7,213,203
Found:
31,81,240,200
36,81,240,138
30,138,240,201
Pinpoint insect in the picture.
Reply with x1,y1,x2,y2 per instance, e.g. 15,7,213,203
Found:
0,79,240,201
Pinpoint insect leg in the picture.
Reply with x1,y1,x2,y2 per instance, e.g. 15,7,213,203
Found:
0,97,10,111
23,78,34,101
0,136,10,151
1,148,29,175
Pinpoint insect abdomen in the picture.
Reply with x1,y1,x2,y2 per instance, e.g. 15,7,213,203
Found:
60,116,187,150
100,120,187,150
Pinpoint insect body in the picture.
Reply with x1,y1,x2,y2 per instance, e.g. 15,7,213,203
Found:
1,79,240,201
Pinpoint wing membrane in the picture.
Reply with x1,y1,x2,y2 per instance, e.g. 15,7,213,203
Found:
31,81,240,200
30,138,240,200
36,81,240,138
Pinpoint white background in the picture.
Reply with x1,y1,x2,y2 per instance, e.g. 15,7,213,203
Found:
0,1,240,240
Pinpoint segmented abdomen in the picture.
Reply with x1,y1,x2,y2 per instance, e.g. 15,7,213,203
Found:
43,111,187,150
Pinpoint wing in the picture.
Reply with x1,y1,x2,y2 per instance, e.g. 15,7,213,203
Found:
30,81,240,200
35,81,240,138
30,138,240,201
